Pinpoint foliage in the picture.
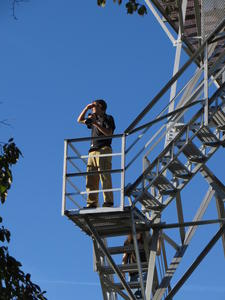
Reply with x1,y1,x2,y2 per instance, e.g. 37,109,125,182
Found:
0,139,47,299
0,139,21,204
97,0,147,16
97,0,180,16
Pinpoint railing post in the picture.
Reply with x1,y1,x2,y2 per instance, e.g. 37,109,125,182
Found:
204,41,209,125
62,139,68,216
120,134,126,209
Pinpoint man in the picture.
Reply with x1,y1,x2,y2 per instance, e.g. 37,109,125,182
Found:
122,233,147,299
77,99,116,208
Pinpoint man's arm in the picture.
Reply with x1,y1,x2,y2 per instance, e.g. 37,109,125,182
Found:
92,121,113,136
92,115,115,136
77,103,94,124
122,252,128,265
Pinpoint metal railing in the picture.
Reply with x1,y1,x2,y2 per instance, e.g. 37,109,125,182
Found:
62,18,225,215
62,134,125,214
122,17,225,185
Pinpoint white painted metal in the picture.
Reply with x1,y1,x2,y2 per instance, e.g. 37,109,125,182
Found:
61,140,68,215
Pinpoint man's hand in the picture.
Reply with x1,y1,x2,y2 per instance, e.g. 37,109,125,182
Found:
77,103,94,124
85,103,94,111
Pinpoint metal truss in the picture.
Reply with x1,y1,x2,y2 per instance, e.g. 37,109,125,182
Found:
62,1,225,299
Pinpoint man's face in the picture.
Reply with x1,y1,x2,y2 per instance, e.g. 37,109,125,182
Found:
92,102,104,115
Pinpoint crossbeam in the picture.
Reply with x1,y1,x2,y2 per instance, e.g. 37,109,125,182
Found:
165,224,225,300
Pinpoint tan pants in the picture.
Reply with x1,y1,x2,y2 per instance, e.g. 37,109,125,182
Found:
86,146,113,207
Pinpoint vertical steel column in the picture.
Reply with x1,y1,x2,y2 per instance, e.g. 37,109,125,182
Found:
120,134,126,209
145,0,176,45
168,0,187,112
145,229,159,300
93,240,110,300
131,211,146,300
176,192,185,244
165,0,188,147
204,41,209,125
61,139,68,216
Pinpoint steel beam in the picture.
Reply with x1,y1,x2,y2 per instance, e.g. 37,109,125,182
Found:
152,186,214,300
162,232,180,251
131,211,146,300
154,218,225,230
215,193,225,257
103,276,129,300
145,0,176,45
145,229,159,299
93,240,110,300
124,19,225,134
164,224,225,300
185,187,215,244
83,216,136,300
62,140,68,215
193,0,201,48
200,165,225,198
165,0,187,146
204,42,209,125
120,134,126,209
175,192,185,244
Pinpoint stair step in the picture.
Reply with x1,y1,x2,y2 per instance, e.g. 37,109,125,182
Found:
138,190,165,210
145,172,177,195
195,126,221,146
218,125,225,131
211,107,225,129
99,262,148,275
107,244,144,255
178,141,207,163
153,174,177,195
113,280,146,290
167,158,192,179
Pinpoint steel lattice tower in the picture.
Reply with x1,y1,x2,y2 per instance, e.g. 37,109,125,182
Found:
62,1,225,299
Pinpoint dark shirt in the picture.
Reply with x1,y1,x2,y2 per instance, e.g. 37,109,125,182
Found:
124,238,147,276
87,113,115,152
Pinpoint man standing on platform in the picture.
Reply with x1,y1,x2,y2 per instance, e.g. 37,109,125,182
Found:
77,99,116,208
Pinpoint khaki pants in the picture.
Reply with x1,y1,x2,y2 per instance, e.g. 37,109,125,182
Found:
86,146,113,207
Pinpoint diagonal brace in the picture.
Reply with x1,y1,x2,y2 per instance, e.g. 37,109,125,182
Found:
164,224,225,300
83,216,136,300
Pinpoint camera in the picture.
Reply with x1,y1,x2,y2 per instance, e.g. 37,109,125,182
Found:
85,118,93,126
85,113,96,128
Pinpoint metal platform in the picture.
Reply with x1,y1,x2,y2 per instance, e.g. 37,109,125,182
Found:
65,206,151,237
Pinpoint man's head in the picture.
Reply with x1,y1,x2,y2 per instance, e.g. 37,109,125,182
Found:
92,99,107,115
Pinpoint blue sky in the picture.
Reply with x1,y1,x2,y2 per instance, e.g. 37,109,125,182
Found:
1,1,225,299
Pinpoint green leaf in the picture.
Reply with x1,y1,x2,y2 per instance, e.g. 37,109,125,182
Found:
26,273,31,281
138,5,147,16
5,229,10,243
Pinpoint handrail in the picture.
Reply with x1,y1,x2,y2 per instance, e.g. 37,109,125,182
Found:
66,133,123,143
126,80,225,194
125,65,203,155
129,99,203,135
124,18,225,134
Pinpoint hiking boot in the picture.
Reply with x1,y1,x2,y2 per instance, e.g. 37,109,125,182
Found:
83,204,97,209
102,202,113,208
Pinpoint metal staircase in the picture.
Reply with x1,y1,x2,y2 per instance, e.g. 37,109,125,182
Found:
62,1,225,299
